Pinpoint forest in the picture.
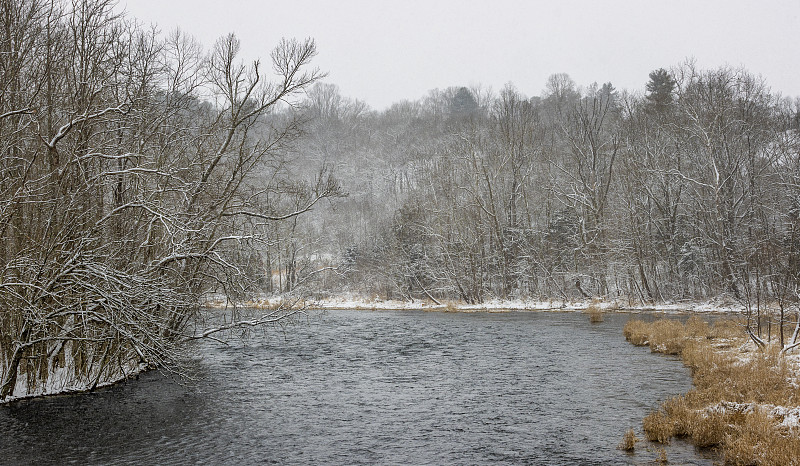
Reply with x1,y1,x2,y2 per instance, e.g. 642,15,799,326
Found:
2,0,800,401
298,69,800,311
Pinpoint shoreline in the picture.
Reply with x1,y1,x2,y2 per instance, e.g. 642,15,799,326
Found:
0,364,148,407
204,293,749,315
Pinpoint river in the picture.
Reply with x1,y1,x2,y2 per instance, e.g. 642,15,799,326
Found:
0,310,714,465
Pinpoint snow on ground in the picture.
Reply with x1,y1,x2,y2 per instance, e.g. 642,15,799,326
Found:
697,340,800,433
203,292,748,314
704,401,800,430
774,405,800,429
2,358,146,405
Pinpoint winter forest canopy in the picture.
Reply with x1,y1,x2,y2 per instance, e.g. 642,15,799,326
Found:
2,0,800,401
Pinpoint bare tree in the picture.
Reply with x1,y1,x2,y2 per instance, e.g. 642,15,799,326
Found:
0,0,336,401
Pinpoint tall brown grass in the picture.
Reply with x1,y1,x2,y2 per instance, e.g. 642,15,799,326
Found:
625,315,800,465
723,409,800,466
618,428,639,451
648,319,687,354
584,303,604,323
623,319,650,346
656,447,668,464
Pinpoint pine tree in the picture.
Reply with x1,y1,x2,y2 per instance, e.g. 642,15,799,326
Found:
645,68,676,112
449,87,478,118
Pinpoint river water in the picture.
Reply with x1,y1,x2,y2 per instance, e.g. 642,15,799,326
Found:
1,310,714,465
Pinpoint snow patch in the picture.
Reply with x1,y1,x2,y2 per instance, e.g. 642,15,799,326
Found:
703,401,800,429
1,346,146,405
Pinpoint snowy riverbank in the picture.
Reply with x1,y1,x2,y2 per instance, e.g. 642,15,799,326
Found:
0,361,148,405
625,317,800,463
204,293,748,315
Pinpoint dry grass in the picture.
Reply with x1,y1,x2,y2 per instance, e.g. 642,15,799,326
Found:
684,315,710,337
628,315,800,465
661,396,692,438
263,298,306,311
710,318,744,340
684,348,795,406
584,303,604,323
267,299,286,311
618,428,639,451
648,319,687,354
623,319,651,346
589,312,604,323
689,410,730,448
723,409,800,466
643,409,675,443
656,447,668,464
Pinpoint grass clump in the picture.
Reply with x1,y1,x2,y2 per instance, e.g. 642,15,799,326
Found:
684,315,710,337
648,319,687,354
656,447,668,464
689,410,730,448
618,428,639,451
643,409,675,443
661,396,693,438
723,409,800,466
710,318,743,340
623,319,650,346
584,303,604,323
444,301,459,312
254,297,306,311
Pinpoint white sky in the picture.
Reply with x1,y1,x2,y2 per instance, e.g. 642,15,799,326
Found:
121,0,800,110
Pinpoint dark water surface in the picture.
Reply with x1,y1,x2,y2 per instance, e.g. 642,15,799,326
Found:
1,310,714,465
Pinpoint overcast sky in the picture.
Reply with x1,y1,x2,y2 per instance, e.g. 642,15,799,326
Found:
121,0,800,110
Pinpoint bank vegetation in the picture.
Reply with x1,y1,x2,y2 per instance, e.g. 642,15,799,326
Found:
624,316,800,465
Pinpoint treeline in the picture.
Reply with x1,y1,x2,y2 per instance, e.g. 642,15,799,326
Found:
0,0,336,400
296,66,800,309
3,0,800,403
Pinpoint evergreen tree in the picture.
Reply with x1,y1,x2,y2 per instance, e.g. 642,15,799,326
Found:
645,68,676,111
449,86,479,118
599,82,618,109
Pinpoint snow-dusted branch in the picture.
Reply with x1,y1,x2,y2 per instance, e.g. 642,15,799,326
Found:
0,108,33,119
43,104,128,150
187,306,307,341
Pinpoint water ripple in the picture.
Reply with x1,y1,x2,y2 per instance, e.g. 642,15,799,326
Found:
1,311,715,465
